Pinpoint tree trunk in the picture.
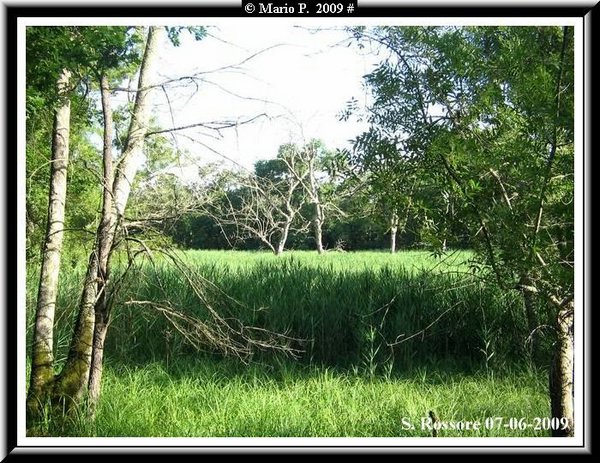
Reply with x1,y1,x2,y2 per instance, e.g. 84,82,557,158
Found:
25,202,36,253
314,204,324,254
276,180,300,257
276,219,291,256
52,252,99,411
27,68,71,425
540,27,573,437
112,26,162,217
549,301,574,437
519,275,540,362
52,27,162,416
305,149,325,255
390,212,399,254
87,313,109,416
87,73,116,417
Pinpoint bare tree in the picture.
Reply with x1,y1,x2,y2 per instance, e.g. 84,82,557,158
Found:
209,159,308,255
280,140,348,255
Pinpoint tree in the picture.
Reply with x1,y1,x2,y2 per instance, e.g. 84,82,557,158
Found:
350,133,422,253
350,26,575,435
208,146,309,255
303,141,326,254
53,26,163,415
280,140,347,254
26,26,160,427
25,26,146,259
26,25,143,423
27,67,72,421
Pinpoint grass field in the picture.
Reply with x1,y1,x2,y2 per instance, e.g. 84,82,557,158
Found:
61,359,548,437
26,250,552,437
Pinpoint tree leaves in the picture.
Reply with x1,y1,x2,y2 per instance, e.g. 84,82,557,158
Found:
165,26,207,47
349,25,574,300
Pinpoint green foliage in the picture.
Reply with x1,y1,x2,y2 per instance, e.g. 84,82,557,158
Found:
26,26,142,99
26,24,212,257
26,114,102,260
170,214,231,249
165,26,207,47
348,26,574,314
26,26,146,260
254,158,287,182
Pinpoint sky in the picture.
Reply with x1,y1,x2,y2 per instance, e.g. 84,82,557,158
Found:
147,23,381,178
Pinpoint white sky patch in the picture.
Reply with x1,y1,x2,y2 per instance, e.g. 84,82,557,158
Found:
149,24,379,178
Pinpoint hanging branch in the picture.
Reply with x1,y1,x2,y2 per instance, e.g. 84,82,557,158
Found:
145,113,268,137
123,248,303,360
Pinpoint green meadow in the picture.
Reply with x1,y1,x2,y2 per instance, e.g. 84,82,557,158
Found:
26,250,551,437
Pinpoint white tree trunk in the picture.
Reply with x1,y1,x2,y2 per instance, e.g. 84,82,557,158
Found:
550,301,574,437
87,73,116,416
27,68,71,423
390,212,399,254
314,204,324,254
112,26,162,217
53,27,162,411
276,220,291,256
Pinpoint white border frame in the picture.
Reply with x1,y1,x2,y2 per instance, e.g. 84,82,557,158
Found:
13,13,586,451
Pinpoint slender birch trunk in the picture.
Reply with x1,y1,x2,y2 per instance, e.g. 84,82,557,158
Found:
390,212,399,254
306,152,324,255
549,301,574,437
26,68,71,424
87,73,116,416
53,27,162,413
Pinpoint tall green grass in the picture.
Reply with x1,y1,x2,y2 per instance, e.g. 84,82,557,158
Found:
68,359,549,437
27,250,543,372
26,250,552,437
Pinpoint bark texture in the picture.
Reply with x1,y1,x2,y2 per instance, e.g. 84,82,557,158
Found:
549,301,574,437
87,73,116,415
52,27,162,414
390,212,399,254
27,68,72,423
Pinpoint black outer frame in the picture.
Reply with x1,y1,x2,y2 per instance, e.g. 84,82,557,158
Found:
3,1,594,456
1,5,596,18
